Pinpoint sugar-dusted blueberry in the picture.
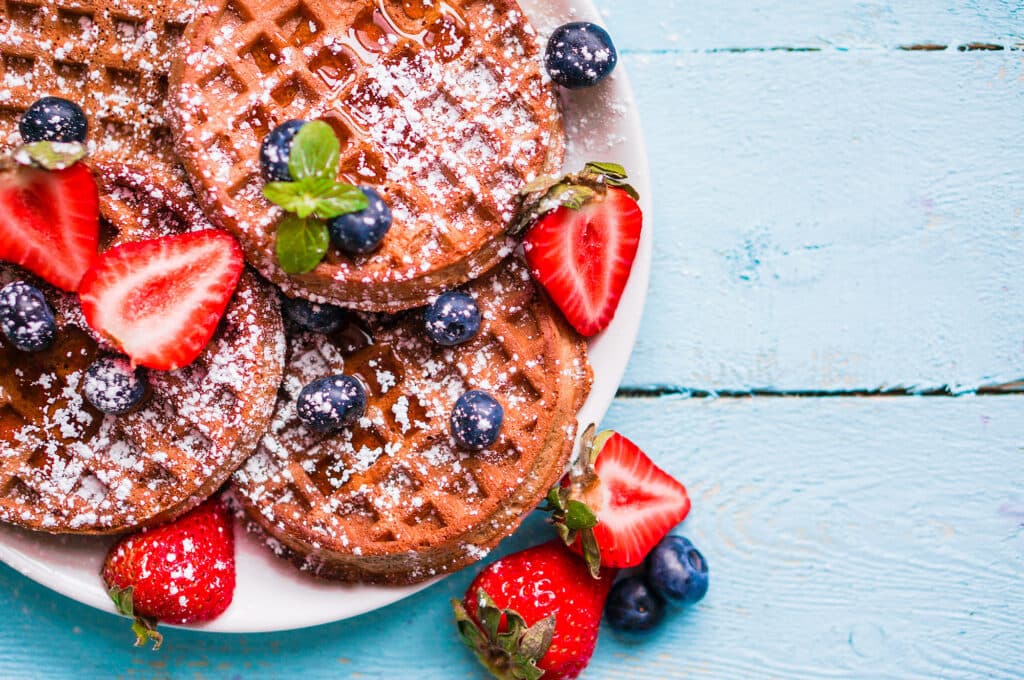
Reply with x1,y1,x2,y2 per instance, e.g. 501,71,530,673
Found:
296,375,367,432
19,96,88,143
545,22,618,89
83,356,148,415
328,187,393,255
260,120,306,181
0,280,57,352
424,291,481,347
281,295,347,334
645,535,709,605
450,390,503,450
604,575,666,632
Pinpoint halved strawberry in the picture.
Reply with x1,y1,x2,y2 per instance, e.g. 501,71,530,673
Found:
546,427,691,575
0,162,99,291
79,229,244,371
522,178,642,337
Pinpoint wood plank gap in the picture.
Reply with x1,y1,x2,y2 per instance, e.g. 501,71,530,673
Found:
616,383,1024,399
622,41,1021,55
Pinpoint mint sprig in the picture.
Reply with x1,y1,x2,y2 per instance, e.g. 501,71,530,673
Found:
263,121,368,274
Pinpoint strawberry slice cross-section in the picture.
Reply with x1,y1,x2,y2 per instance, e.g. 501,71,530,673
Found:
523,186,642,337
79,229,244,371
0,162,99,291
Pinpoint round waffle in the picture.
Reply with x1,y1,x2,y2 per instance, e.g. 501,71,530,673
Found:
169,0,564,312
0,0,196,186
233,257,591,584
0,163,286,534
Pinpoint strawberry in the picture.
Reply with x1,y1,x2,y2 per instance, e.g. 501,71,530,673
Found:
519,163,642,337
79,229,244,371
453,540,617,680
0,161,99,291
545,427,691,576
102,498,236,649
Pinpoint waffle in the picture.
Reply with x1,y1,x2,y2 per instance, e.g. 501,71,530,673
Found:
0,163,286,534
0,0,196,185
169,0,564,312
233,258,591,584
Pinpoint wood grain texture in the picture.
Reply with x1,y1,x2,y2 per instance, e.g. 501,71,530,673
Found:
0,396,1021,679
618,49,1024,392
592,0,1023,51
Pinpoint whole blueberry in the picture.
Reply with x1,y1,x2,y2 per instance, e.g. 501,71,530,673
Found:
19,96,88,143
328,187,393,255
282,295,347,334
296,375,367,432
424,291,481,346
604,575,666,632
545,22,618,89
450,390,503,450
645,535,709,605
83,357,148,415
0,280,57,352
260,120,306,181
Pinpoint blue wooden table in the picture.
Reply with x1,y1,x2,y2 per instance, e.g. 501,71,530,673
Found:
2,1,1023,678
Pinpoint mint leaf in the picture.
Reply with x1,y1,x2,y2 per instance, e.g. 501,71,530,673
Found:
288,120,340,182
312,183,369,219
15,141,87,170
264,177,337,219
276,214,329,274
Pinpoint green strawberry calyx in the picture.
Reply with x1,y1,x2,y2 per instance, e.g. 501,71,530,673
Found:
108,585,163,651
3,141,88,171
509,161,639,237
263,120,369,275
452,589,556,680
540,425,615,579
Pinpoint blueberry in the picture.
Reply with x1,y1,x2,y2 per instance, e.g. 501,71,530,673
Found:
296,375,367,432
0,281,57,352
604,575,666,632
260,120,306,181
645,535,709,605
281,295,347,334
450,390,503,450
19,96,88,143
545,22,618,89
83,357,148,415
424,291,481,346
328,187,393,255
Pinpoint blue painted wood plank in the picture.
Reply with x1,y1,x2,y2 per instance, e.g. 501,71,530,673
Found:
619,49,1024,392
592,0,1023,51
1,396,1021,679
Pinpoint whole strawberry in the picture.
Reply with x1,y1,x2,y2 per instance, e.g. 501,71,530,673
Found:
102,498,235,649
453,540,617,680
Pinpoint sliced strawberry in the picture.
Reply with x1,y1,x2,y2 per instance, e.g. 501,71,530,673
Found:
0,162,99,291
523,187,642,337
79,229,244,371
547,428,691,574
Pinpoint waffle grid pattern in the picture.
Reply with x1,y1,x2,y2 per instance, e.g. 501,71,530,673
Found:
0,166,284,533
173,0,563,309
236,260,591,582
0,0,193,180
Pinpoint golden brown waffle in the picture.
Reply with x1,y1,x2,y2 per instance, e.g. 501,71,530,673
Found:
0,0,196,185
170,0,564,312
0,163,285,534
233,258,590,584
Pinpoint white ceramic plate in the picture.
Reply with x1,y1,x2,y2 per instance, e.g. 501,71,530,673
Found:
0,0,652,633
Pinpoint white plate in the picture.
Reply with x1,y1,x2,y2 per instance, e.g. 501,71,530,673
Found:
0,0,652,633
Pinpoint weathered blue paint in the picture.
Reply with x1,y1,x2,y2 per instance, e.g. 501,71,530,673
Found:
2,397,1022,678
621,50,1024,392
2,3,1023,679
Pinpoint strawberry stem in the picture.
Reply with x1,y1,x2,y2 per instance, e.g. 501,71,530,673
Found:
108,586,163,651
